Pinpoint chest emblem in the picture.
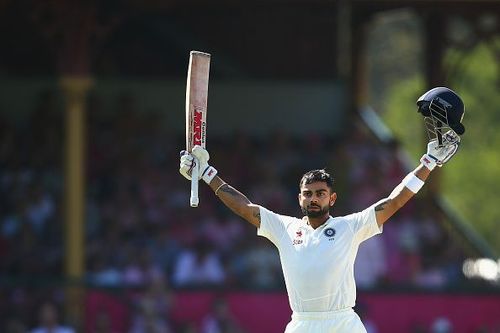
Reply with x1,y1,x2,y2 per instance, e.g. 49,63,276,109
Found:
293,229,304,245
324,227,336,240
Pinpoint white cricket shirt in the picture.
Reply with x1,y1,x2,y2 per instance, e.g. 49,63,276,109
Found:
257,205,382,312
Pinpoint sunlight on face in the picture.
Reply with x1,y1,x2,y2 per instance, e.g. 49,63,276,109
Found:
299,182,336,218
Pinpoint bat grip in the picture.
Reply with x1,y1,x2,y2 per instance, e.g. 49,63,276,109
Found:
190,158,199,207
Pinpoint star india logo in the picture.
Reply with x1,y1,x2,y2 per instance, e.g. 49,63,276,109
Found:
293,229,304,245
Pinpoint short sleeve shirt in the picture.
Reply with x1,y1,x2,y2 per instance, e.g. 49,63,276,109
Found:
257,205,382,312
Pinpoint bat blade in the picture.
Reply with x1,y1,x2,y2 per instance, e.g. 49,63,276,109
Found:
185,51,211,207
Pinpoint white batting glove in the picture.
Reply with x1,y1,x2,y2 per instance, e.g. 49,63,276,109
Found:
179,151,197,180
420,130,460,171
192,145,218,184
179,146,218,184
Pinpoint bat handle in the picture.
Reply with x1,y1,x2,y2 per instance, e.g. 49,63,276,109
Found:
190,161,199,207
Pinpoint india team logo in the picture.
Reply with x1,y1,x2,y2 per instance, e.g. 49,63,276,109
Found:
324,227,336,239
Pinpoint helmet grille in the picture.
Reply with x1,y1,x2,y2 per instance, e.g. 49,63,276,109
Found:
423,98,455,145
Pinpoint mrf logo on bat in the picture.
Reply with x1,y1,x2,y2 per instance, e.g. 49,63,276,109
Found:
192,107,206,146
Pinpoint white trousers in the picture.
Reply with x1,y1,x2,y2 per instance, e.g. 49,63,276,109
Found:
284,308,367,333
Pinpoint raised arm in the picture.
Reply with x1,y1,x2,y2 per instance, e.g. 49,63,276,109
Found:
179,146,261,228
207,176,261,227
374,164,430,226
374,130,460,227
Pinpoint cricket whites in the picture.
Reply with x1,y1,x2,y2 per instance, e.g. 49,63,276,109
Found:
185,51,211,207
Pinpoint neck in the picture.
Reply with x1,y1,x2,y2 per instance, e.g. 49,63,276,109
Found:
306,214,330,229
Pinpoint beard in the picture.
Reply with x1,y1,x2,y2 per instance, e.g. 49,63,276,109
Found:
301,204,330,218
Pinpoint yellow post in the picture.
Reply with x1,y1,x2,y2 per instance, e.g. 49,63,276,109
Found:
59,76,93,331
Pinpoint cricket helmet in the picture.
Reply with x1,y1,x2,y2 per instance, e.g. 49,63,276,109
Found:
417,87,465,135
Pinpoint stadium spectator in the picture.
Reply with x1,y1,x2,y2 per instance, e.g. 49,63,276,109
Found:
171,239,226,288
30,301,75,333
128,278,174,333
200,296,245,333
122,247,165,287
431,316,453,333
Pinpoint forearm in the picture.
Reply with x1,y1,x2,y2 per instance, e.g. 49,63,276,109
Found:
208,176,260,227
378,128,459,218
376,163,432,225
413,163,432,181
389,163,431,199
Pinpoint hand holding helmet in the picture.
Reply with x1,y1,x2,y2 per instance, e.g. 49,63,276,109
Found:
420,130,460,170
416,87,465,170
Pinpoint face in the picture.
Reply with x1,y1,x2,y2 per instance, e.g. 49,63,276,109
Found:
298,181,336,218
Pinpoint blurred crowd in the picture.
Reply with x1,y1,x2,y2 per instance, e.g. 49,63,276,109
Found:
0,90,468,332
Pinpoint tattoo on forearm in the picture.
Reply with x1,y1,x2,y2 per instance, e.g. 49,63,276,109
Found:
375,199,390,211
217,184,253,216
220,186,239,196
253,211,261,222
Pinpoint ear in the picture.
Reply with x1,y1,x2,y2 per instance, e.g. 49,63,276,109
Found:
330,192,337,206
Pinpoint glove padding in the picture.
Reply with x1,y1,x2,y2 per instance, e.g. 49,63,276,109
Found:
179,152,197,180
179,145,218,184
421,130,460,171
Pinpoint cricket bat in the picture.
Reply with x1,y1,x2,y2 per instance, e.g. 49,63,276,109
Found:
185,51,211,207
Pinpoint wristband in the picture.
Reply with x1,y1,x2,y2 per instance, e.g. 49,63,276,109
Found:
402,172,425,194
201,165,218,184
420,154,437,171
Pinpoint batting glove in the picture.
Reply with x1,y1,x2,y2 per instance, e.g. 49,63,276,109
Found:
179,146,218,184
179,151,197,180
420,130,460,171
192,145,218,184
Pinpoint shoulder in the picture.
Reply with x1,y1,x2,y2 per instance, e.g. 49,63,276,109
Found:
258,205,300,223
258,206,303,234
330,214,354,229
332,212,359,223
337,206,375,222
331,208,374,231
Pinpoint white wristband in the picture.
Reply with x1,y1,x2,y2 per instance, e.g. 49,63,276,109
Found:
420,154,437,171
402,172,425,193
201,165,218,184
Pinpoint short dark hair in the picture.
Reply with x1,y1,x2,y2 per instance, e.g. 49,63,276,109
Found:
299,169,334,191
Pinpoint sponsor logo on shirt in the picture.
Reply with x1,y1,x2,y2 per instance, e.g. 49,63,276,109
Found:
293,229,303,245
